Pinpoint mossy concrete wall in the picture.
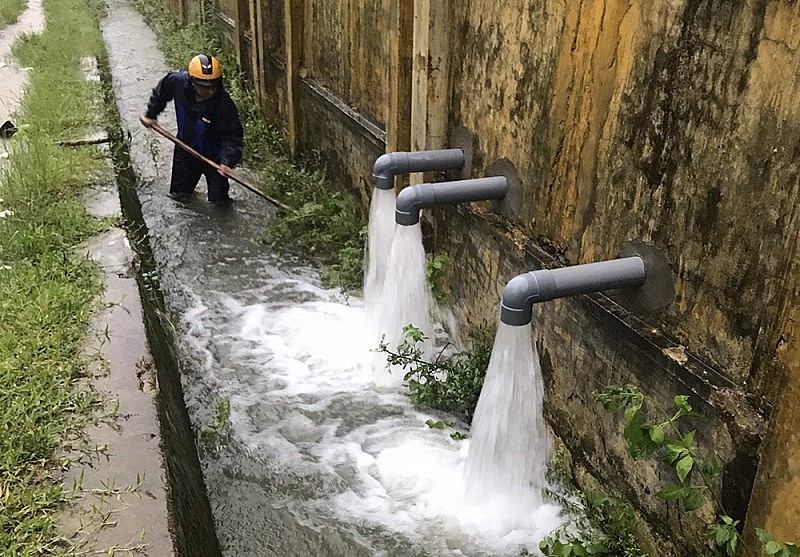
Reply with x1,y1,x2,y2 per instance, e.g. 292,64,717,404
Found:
174,0,799,552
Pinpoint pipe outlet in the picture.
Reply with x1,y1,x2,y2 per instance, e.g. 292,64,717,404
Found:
395,176,508,226
500,256,646,326
372,149,465,190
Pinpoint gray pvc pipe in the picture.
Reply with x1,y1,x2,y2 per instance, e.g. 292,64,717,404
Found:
500,256,646,326
372,149,465,190
395,176,508,225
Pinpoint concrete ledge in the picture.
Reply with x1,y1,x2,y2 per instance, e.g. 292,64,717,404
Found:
60,185,174,555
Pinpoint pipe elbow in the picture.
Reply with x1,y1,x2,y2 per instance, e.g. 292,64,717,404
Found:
372,153,408,190
499,271,557,326
395,185,434,226
373,150,467,190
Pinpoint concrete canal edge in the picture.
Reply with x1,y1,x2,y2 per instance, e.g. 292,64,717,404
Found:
57,54,222,556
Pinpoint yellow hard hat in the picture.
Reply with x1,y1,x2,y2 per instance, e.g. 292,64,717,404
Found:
188,54,222,81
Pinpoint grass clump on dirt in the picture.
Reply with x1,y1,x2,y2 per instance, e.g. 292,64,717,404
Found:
0,0,25,29
0,0,111,553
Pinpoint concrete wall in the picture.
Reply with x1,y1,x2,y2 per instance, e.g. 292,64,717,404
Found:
177,0,799,552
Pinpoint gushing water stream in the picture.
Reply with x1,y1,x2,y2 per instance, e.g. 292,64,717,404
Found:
364,187,397,324
371,224,436,386
464,324,553,522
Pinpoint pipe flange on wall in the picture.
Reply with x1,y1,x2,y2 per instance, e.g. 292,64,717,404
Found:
486,158,522,218
618,239,675,313
449,125,475,181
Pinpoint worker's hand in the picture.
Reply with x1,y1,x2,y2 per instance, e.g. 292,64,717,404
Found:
139,115,157,129
218,164,233,178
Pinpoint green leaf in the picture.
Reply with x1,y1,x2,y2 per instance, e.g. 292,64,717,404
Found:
622,407,659,460
657,485,687,501
676,455,694,483
664,444,689,466
714,525,731,545
682,487,705,511
648,424,665,444
766,540,783,555
757,528,773,545
674,395,692,414
726,534,738,557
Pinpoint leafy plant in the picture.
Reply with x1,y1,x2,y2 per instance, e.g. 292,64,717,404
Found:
425,254,449,302
540,449,649,557
592,385,710,511
201,399,231,441
592,384,800,557
255,153,366,290
756,529,800,557
378,324,490,422
425,418,467,440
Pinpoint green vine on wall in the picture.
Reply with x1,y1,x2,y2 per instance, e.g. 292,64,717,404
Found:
585,384,800,557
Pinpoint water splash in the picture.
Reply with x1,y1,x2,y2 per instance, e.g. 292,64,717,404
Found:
105,0,566,551
463,322,552,525
371,224,436,386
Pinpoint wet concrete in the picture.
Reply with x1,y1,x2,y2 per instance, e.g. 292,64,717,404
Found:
0,0,42,162
62,220,174,556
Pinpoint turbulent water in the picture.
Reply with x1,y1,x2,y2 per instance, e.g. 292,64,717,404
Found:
101,0,564,554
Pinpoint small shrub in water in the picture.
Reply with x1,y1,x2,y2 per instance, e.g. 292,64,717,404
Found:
379,324,491,423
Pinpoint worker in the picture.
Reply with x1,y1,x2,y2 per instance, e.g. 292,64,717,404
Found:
139,54,243,204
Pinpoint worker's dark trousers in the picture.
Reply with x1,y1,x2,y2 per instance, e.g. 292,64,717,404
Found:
169,146,231,202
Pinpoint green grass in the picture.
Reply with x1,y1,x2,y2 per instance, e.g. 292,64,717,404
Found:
0,0,111,553
0,0,25,29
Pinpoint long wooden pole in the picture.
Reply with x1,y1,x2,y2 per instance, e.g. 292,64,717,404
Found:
148,121,290,212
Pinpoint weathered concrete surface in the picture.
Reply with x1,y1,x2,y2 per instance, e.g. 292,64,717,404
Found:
447,0,800,393
63,222,174,556
743,251,800,550
297,77,385,209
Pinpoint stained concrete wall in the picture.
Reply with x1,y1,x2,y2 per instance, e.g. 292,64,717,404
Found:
172,0,799,552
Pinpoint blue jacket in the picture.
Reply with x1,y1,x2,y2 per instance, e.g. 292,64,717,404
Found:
145,71,244,168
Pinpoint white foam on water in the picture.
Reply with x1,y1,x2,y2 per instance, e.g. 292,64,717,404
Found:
166,218,566,555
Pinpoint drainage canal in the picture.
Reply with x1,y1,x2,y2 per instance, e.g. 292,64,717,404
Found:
101,1,564,554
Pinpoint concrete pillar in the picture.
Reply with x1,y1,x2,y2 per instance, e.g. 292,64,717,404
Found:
385,0,413,162
744,286,800,549
410,0,451,186
284,0,304,156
